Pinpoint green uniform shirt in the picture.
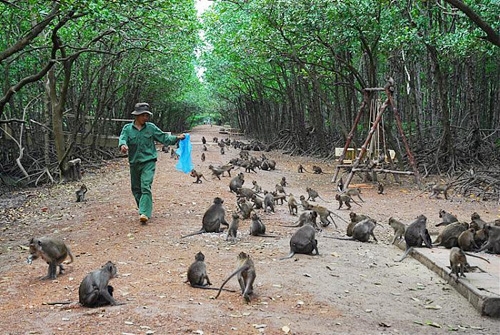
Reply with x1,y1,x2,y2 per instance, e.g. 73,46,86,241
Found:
118,122,178,164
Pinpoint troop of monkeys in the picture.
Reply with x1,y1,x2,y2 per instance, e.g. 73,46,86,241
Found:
30,136,497,306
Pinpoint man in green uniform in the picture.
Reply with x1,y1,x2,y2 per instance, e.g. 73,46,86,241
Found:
118,102,185,224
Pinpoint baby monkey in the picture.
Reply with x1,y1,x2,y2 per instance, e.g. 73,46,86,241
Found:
190,169,208,183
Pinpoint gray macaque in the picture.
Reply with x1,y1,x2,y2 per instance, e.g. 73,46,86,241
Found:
237,198,254,220
299,195,313,210
215,252,256,302
457,228,479,251
306,187,330,202
229,172,245,193
347,212,370,237
287,193,298,215
310,205,345,228
449,247,490,282
79,261,121,307
435,209,458,227
226,213,240,242
429,183,451,200
186,251,212,288
263,191,275,213
190,169,208,183
469,212,487,230
344,188,364,202
27,237,74,280
335,194,361,210
284,210,319,230
280,224,319,260
396,215,432,262
249,213,275,237
388,217,406,245
181,197,229,238
75,184,87,202
432,222,469,248
250,194,263,209
477,224,500,254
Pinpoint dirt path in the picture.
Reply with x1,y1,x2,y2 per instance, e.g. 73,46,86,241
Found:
0,124,499,335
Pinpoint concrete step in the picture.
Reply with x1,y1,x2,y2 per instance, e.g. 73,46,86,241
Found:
397,244,500,317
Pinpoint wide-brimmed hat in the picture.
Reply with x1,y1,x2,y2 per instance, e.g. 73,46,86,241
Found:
131,102,153,115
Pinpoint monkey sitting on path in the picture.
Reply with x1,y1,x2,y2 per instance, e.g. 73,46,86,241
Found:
27,237,74,280
75,184,87,202
249,213,276,237
79,261,122,307
280,224,319,260
181,197,229,238
226,213,240,242
185,251,235,292
215,252,256,302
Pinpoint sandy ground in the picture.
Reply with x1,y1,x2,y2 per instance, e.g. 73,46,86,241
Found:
0,124,499,335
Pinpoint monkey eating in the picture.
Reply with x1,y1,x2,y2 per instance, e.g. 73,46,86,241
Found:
79,261,122,307
75,184,87,202
396,215,432,262
27,237,74,280
215,252,256,302
190,169,208,183
181,197,229,238
280,224,319,260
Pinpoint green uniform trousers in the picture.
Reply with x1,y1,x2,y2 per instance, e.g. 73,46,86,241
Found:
130,159,156,218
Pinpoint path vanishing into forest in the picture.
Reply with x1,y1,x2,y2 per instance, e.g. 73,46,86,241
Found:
0,124,499,335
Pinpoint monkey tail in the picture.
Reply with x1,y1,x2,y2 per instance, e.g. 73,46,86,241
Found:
215,266,249,299
329,212,348,224
395,247,414,262
318,196,331,203
279,251,296,260
67,247,74,264
463,251,490,264
180,229,205,238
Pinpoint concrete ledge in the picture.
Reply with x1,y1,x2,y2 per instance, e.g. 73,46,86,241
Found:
397,245,500,317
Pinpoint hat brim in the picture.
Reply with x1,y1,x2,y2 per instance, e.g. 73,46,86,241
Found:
131,110,153,116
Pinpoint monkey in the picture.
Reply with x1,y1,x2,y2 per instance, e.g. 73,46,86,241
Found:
287,193,298,215
337,219,378,243
473,227,489,248
470,212,487,231
280,224,319,260
190,169,208,183
171,148,179,159
229,172,245,193
299,195,313,210
75,184,87,202
250,194,263,209
249,213,276,237
213,137,218,143
310,205,346,228
186,251,212,288
436,209,458,227
203,144,208,151
271,191,287,205
335,194,361,210
458,228,479,251
181,197,229,238
347,212,370,237
384,76,395,94
279,176,288,187
343,188,364,202
432,221,469,248
263,191,275,213
266,159,276,170
27,237,74,280
226,213,240,242
79,261,122,307
337,177,344,192
208,165,225,180
377,182,384,195
312,165,323,174
220,146,225,155
477,224,500,254
236,187,260,200
305,187,330,203
201,136,207,145
388,217,406,245
239,150,250,160
275,184,286,194
449,247,467,282
396,215,433,262
297,164,306,173
237,198,254,220
215,252,256,302
429,182,451,200
449,247,490,282
162,145,170,153
201,152,205,162
283,210,320,230
251,180,262,193
218,164,234,177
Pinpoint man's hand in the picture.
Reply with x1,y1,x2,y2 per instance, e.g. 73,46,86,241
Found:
177,134,186,141
120,145,128,154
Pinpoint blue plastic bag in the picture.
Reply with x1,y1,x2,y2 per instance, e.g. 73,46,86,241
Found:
175,133,194,173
